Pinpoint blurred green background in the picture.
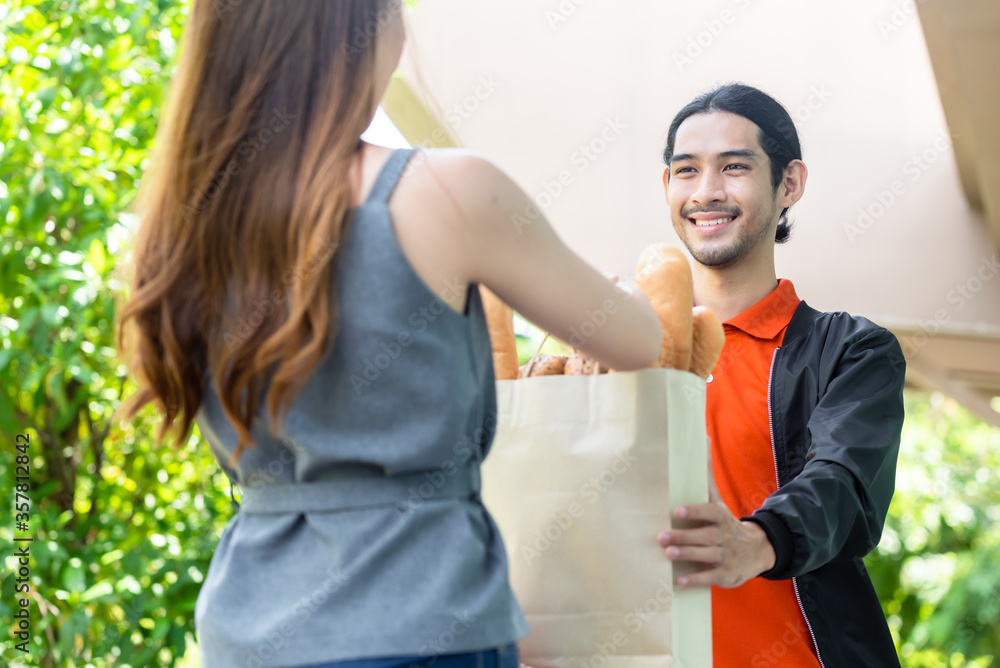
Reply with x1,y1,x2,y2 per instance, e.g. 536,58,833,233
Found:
1,1,997,666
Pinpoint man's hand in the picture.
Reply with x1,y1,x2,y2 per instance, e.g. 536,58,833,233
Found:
658,457,777,588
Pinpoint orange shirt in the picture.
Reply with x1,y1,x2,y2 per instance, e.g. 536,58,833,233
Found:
706,279,820,668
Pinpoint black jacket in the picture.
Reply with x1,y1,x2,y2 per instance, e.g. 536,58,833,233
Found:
745,301,905,668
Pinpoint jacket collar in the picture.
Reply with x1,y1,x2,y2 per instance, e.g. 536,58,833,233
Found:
781,299,823,348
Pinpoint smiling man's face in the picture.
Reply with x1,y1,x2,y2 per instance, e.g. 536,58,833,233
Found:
664,111,782,269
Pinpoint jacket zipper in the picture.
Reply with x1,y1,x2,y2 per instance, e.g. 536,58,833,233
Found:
767,349,781,494
767,347,826,668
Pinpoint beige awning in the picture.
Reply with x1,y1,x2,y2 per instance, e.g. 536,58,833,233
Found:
381,0,1000,427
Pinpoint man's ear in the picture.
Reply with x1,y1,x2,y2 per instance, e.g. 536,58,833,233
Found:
662,166,671,203
779,159,807,209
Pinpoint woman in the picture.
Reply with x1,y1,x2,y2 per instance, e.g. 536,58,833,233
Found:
115,1,663,666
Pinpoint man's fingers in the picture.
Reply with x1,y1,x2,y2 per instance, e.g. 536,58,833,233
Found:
675,566,727,588
658,526,721,546
674,501,723,523
664,545,723,564
675,565,745,589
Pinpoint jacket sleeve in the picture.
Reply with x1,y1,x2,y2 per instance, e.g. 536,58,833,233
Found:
746,325,906,580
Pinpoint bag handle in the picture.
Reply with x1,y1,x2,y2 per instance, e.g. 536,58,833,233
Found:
522,333,603,377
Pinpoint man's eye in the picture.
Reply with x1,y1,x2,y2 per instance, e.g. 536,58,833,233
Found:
675,166,695,174
723,164,747,171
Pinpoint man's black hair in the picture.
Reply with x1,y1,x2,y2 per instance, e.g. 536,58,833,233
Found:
663,83,802,243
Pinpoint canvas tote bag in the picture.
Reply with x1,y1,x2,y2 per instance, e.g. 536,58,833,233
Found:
480,350,713,668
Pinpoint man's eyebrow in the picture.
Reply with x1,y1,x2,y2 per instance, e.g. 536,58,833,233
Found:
670,149,761,164
718,149,760,161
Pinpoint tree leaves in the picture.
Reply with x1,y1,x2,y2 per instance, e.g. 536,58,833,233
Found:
865,392,1000,666
0,0,230,665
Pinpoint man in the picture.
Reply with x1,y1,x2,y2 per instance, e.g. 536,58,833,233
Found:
656,83,905,667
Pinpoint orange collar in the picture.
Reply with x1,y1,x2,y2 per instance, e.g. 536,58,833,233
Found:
724,279,801,340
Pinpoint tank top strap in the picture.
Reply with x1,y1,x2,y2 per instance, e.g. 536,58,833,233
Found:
364,147,417,207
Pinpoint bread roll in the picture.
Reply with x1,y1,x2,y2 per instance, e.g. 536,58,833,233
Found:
521,354,569,377
690,305,725,380
564,352,608,375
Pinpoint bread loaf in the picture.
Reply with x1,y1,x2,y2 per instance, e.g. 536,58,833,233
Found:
634,244,694,370
479,285,520,380
689,305,725,380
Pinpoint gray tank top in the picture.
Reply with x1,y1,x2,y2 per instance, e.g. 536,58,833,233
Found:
193,148,529,667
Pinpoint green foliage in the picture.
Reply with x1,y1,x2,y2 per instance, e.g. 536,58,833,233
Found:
2,0,435,663
0,0,233,665
866,392,1000,667
514,316,574,368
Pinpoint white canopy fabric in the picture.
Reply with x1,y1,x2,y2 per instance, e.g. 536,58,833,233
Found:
384,0,1000,426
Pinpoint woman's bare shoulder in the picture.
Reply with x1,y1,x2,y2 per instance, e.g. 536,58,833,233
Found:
395,147,527,232
403,146,506,193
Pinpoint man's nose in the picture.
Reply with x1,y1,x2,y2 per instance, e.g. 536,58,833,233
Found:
691,171,726,206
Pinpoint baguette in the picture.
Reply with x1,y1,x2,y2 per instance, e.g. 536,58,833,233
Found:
479,285,520,380
634,244,694,370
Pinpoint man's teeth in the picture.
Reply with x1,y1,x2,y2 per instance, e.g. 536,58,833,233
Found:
693,217,734,227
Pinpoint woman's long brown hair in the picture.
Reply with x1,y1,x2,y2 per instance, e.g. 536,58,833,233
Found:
116,0,395,465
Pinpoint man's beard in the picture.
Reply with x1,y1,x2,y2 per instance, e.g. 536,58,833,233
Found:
681,201,778,269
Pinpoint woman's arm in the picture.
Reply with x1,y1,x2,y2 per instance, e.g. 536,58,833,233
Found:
418,149,662,372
